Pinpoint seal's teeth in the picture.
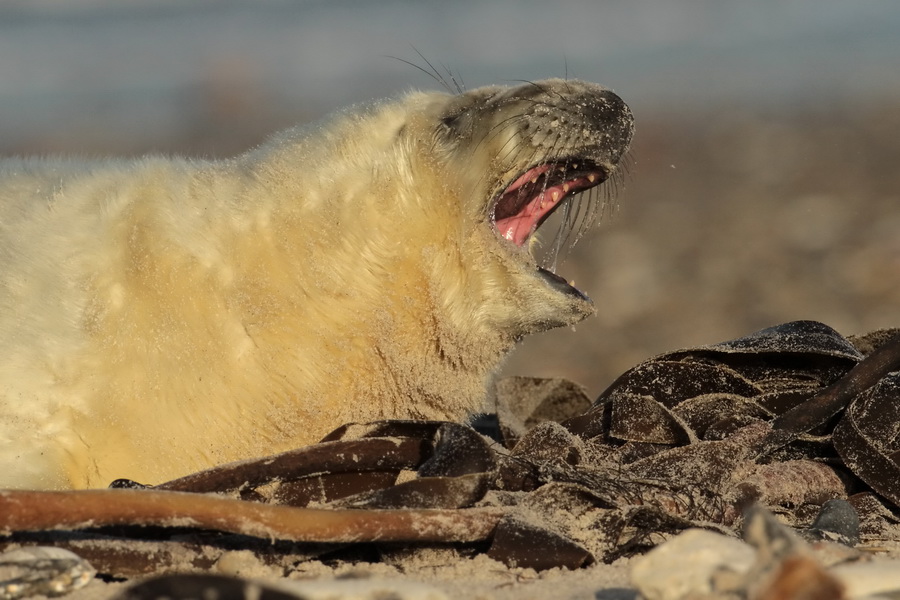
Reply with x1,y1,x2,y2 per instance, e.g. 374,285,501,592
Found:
562,183,570,193
531,177,538,184
551,190,560,201
588,174,596,183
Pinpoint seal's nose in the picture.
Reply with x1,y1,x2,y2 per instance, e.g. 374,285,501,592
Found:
583,89,634,163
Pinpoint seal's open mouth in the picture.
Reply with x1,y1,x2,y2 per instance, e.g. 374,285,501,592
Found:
493,160,607,248
492,160,608,297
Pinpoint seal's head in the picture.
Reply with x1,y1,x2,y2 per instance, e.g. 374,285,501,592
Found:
398,79,634,340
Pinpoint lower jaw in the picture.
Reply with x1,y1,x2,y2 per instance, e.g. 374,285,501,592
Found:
537,267,590,302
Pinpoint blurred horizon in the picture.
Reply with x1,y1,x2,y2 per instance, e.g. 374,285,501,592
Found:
2,0,899,155
1,0,898,396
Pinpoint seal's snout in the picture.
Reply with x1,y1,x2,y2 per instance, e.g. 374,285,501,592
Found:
481,80,633,308
583,89,635,164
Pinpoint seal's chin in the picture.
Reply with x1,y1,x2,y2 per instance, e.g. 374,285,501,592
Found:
491,159,608,297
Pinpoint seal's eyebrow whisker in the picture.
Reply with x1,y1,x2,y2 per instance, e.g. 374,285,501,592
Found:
410,48,456,94
437,61,465,94
388,55,455,94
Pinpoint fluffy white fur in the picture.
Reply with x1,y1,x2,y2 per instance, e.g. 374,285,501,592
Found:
0,80,630,489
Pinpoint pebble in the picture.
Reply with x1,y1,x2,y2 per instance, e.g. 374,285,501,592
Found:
0,546,95,599
807,498,861,546
831,560,900,599
629,529,754,600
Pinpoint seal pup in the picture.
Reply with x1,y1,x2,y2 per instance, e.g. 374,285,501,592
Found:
0,79,633,489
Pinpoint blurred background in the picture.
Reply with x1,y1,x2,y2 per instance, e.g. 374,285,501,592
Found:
2,0,898,398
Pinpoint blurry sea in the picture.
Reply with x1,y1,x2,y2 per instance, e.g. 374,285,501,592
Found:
0,0,898,154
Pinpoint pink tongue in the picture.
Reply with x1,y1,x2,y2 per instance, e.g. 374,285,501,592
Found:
496,183,566,246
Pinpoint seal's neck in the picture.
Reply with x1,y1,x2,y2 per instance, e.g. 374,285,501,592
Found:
227,136,510,428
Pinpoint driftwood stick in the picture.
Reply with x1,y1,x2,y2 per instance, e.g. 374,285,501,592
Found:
756,331,900,457
772,331,900,435
0,489,504,543
153,437,430,493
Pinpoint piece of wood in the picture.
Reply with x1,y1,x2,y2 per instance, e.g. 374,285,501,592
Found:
0,489,504,543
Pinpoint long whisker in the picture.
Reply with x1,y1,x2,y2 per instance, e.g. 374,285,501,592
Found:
388,56,454,93
439,61,465,94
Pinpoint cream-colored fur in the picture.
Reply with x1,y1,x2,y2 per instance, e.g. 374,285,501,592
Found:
0,80,632,489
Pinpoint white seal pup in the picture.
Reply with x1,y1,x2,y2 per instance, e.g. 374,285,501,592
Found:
0,79,633,489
